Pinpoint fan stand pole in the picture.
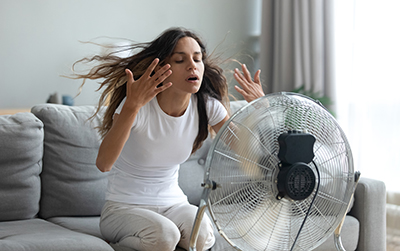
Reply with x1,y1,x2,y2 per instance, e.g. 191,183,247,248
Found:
333,171,361,251
189,180,216,251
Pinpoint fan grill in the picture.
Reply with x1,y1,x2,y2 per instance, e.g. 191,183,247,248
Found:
283,163,316,200
205,93,354,251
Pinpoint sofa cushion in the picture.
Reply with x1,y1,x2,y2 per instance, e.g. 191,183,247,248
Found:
0,218,113,251
313,215,359,251
348,177,386,251
31,104,107,219
0,112,43,221
48,216,103,239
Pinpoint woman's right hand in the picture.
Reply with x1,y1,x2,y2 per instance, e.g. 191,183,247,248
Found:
124,58,173,111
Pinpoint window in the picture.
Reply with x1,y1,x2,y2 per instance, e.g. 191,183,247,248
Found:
334,0,400,192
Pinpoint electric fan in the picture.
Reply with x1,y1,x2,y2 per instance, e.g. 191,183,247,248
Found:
189,92,360,251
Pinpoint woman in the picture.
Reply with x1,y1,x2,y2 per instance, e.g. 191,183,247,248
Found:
73,27,264,251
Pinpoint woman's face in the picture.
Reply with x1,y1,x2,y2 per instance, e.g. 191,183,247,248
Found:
162,37,205,95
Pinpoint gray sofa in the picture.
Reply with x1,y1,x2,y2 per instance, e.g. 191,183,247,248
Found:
0,101,386,251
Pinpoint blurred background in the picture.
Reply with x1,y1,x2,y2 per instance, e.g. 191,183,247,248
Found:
0,0,262,108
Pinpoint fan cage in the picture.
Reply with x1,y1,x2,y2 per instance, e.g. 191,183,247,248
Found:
204,92,354,251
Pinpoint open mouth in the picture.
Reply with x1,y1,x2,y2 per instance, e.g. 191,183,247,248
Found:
186,75,199,82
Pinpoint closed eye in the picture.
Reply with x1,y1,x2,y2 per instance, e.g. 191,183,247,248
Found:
175,59,202,64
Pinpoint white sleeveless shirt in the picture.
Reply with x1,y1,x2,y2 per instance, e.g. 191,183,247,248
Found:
105,95,227,206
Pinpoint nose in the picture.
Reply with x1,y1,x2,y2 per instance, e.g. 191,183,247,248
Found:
187,59,197,70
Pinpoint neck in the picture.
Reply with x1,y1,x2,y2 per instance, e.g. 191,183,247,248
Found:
156,92,192,117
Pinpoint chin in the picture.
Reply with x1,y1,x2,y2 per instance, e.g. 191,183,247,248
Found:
187,84,201,94
192,85,202,94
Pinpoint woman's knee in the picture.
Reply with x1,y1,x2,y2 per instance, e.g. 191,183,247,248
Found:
118,222,181,251
168,203,215,250
146,220,181,251
100,203,181,251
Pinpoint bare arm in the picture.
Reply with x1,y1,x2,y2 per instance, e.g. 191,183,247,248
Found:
96,109,137,172
211,114,230,135
96,58,172,172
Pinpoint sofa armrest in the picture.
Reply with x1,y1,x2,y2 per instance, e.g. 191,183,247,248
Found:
348,177,386,251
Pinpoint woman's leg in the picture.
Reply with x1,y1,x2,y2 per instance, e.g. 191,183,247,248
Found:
100,201,181,251
164,202,215,251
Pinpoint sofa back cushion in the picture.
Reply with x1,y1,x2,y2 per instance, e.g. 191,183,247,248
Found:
32,104,107,219
0,113,43,221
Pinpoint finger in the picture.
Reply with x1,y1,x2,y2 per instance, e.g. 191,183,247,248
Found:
235,85,254,103
234,70,249,90
234,69,246,84
234,85,244,94
153,64,172,82
125,69,135,83
241,64,252,82
155,82,173,94
143,58,160,78
234,85,251,101
152,69,172,88
254,70,261,84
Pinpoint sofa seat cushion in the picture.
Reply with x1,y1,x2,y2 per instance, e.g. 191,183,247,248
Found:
31,104,107,219
0,218,113,251
0,112,43,221
48,216,103,239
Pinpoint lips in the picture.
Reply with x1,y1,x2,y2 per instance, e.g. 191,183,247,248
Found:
186,74,199,82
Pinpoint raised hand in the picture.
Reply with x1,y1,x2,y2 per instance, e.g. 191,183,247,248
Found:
125,58,172,111
234,64,265,102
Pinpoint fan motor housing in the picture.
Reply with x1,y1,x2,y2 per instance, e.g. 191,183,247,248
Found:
277,162,316,200
276,131,316,200
278,131,316,164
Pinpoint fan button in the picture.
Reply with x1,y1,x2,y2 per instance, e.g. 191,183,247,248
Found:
198,159,205,165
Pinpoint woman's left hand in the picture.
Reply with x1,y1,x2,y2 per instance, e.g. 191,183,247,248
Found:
234,64,265,102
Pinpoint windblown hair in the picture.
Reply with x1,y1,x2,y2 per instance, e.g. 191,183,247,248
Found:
72,27,229,153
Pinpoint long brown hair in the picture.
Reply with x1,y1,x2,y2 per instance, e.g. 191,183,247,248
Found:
72,27,229,153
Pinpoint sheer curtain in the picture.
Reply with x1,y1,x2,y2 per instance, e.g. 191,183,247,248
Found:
334,0,400,193
259,0,336,111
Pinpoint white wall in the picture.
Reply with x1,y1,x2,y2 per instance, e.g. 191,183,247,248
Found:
0,0,261,108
